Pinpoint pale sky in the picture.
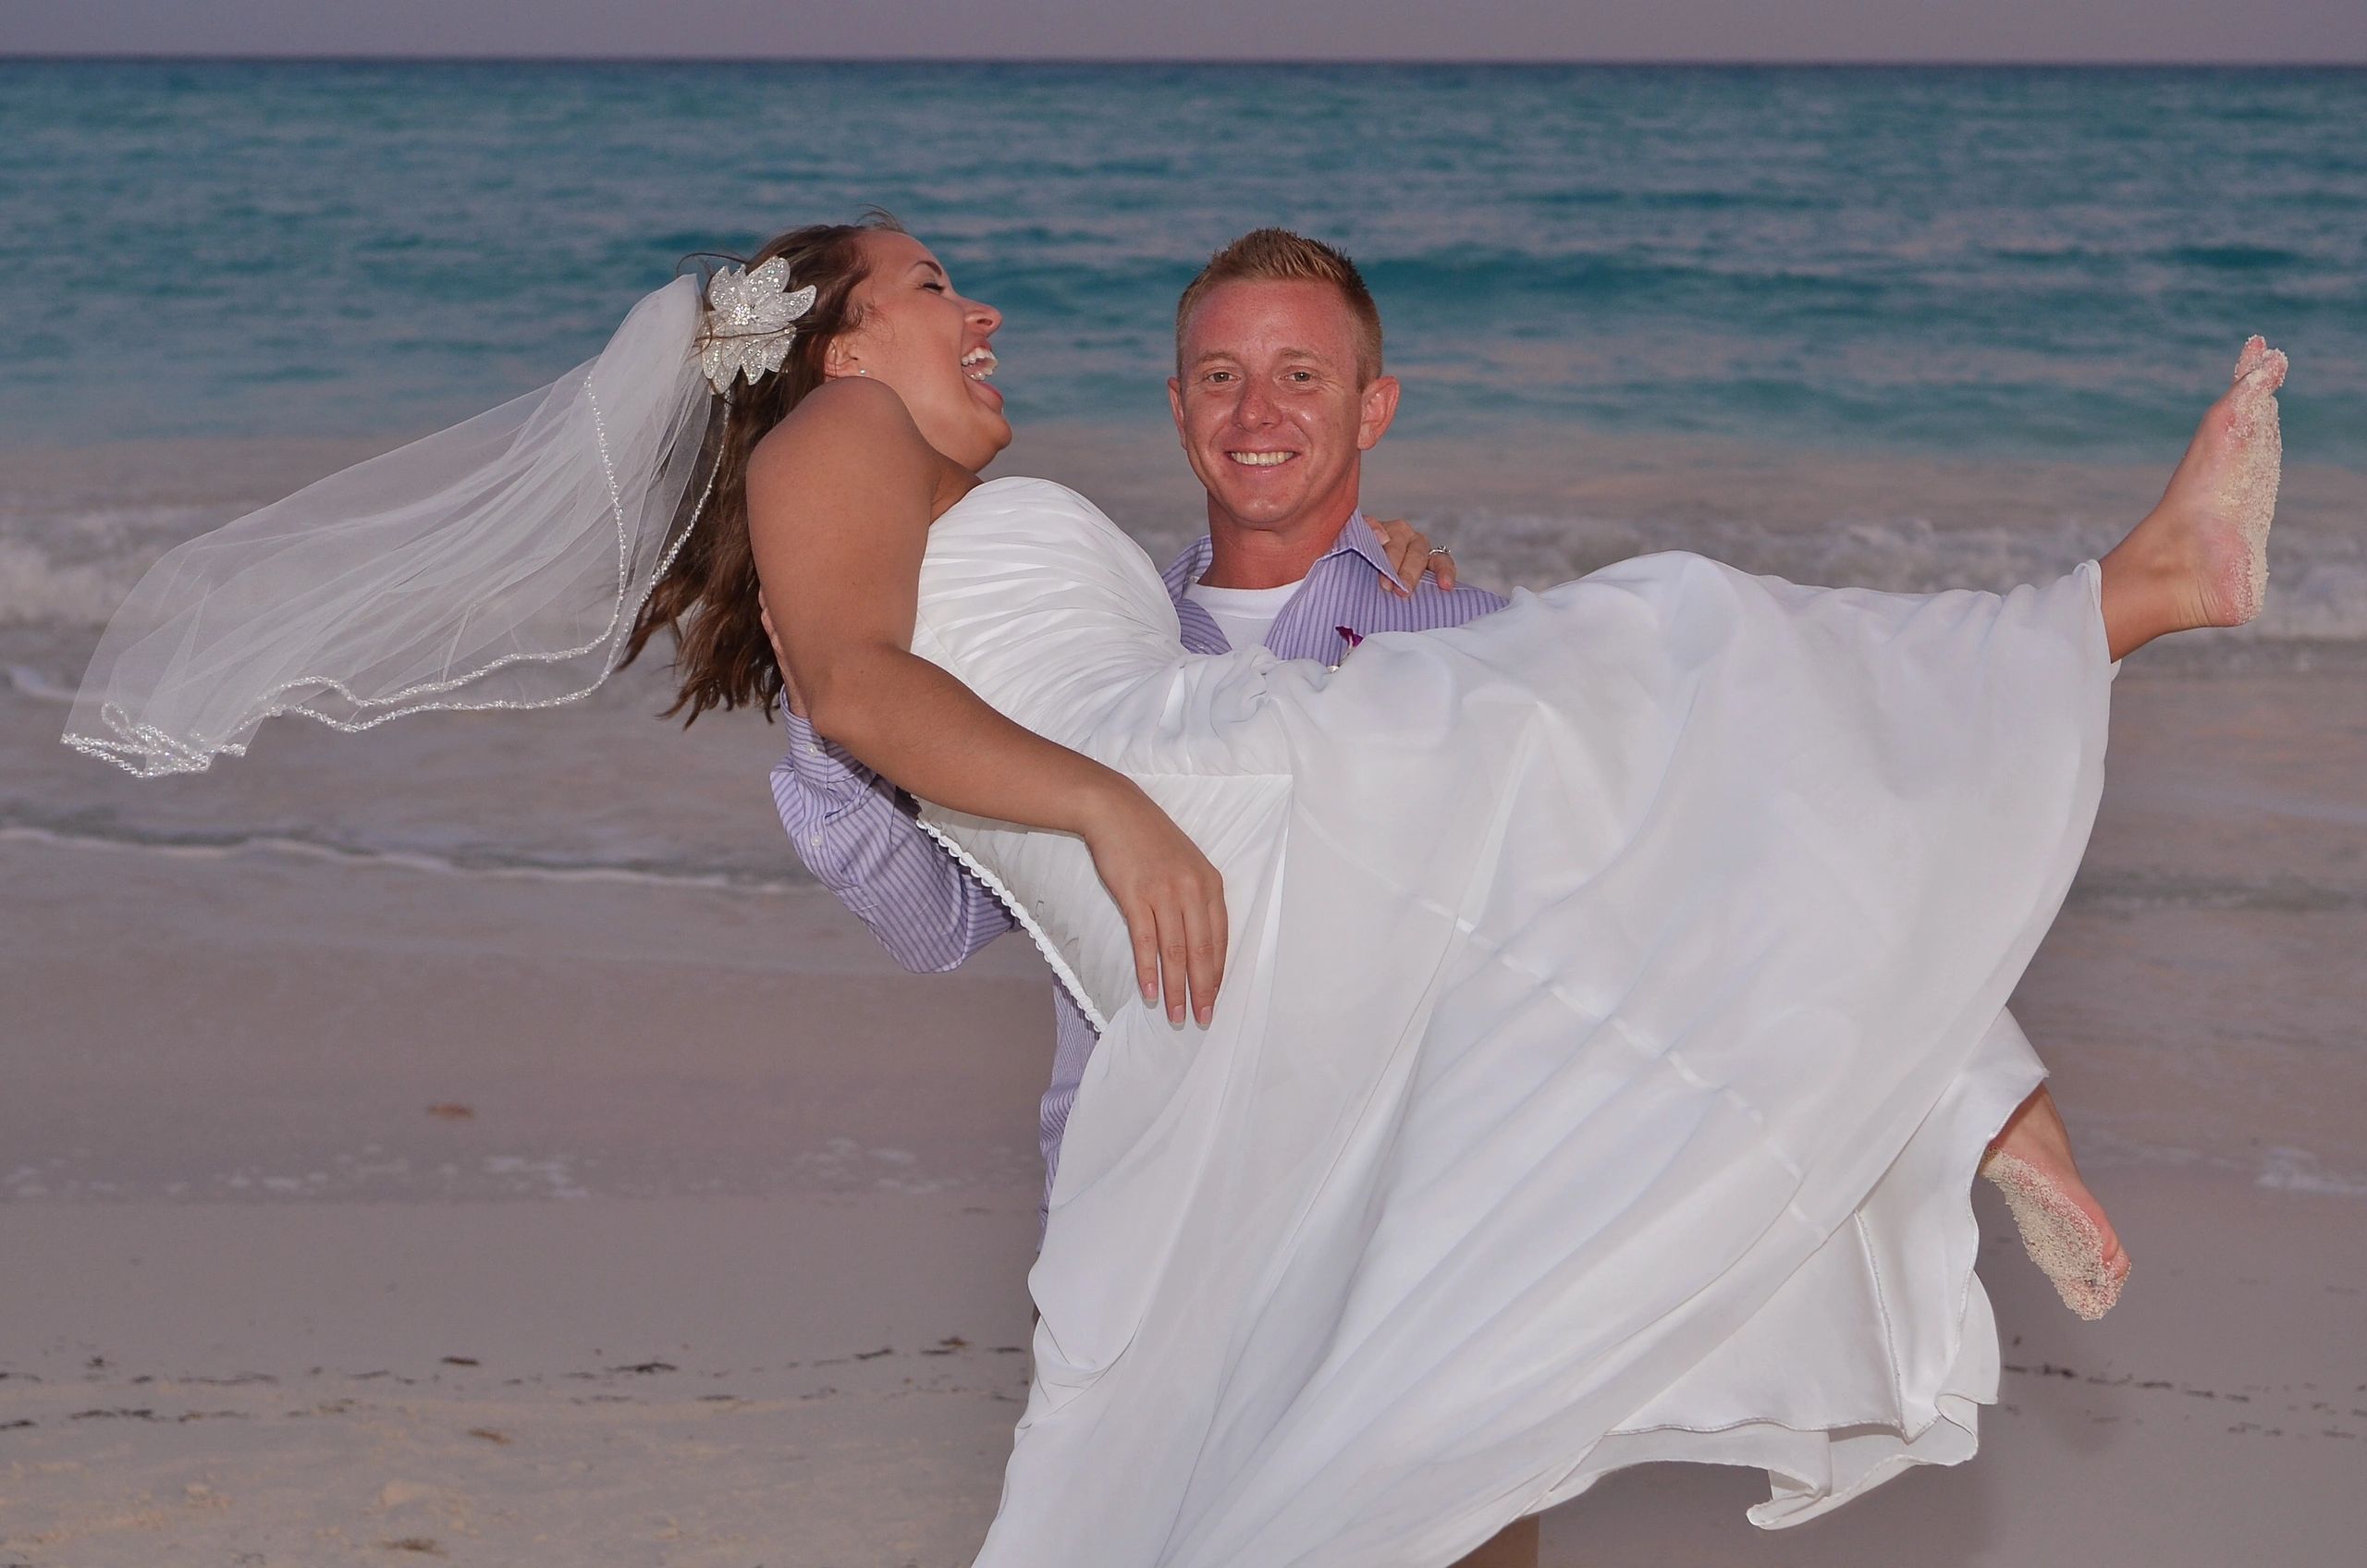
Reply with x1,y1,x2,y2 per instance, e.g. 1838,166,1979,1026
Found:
6,0,2365,64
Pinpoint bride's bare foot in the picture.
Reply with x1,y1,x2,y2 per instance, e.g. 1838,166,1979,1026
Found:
1981,1084,2129,1320
2098,337,2288,658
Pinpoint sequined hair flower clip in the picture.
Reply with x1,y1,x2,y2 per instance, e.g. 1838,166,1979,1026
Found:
699,257,819,395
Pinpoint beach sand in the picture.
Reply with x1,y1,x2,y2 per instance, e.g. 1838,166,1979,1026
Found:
5,661,2363,1566
4,426,2364,1564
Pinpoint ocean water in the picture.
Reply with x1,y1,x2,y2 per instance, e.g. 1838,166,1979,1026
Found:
3,60,2363,457
4,66,2365,1225
4,61,2364,632
3,60,2365,885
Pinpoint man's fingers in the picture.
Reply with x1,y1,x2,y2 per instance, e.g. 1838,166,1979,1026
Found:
1371,517,1423,597
1392,530,1430,595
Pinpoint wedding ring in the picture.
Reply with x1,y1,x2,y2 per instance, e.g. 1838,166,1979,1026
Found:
1428,545,1452,557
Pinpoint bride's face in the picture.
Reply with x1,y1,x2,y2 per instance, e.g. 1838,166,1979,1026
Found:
824,231,1010,472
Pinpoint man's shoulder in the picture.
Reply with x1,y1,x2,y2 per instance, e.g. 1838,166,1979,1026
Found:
1390,577,1508,627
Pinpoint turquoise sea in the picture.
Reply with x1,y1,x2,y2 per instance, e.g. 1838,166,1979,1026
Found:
3,60,2364,460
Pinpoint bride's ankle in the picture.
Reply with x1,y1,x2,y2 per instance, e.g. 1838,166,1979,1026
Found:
2097,534,2198,658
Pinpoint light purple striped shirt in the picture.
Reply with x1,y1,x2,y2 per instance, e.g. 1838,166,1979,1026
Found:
768,509,1505,1234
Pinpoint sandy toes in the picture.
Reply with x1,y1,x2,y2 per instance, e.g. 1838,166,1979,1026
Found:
2174,336,2289,627
1981,1147,2133,1321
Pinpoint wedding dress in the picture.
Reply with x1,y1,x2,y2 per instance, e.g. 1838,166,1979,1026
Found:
908,475,2112,1568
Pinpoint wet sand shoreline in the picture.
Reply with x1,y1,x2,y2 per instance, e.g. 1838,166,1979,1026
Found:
5,431,2363,1562
6,652,2365,1563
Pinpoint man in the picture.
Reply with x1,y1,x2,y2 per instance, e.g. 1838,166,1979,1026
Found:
770,229,1539,1568
772,227,1506,1223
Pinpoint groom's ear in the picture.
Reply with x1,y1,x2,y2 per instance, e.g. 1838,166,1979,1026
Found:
1168,376,1187,443
1356,374,1402,451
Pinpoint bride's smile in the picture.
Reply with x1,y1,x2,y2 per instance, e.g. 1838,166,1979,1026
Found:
823,229,1012,472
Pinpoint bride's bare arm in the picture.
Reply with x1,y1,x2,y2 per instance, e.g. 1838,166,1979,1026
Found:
747,378,1226,1025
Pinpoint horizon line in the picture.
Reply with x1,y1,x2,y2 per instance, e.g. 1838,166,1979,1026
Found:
6,53,2366,69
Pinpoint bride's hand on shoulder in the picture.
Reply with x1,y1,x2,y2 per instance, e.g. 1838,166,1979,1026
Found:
1076,781,1228,1028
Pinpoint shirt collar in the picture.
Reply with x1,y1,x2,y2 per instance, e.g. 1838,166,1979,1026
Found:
1161,508,1407,602
1332,509,1412,593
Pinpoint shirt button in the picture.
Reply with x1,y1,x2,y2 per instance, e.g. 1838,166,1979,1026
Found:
807,834,822,847
805,741,823,755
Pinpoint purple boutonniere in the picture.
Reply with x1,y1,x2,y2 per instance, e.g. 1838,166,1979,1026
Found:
1329,625,1365,671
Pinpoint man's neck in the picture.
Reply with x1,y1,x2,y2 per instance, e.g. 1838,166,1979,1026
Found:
1198,498,1360,589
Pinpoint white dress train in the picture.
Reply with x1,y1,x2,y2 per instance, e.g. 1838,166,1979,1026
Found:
907,477,2113,1568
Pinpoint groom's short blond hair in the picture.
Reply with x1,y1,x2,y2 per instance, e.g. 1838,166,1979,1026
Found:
1176,228,1384,384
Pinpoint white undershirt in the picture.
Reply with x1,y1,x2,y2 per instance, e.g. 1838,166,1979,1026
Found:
1184,577,1305,652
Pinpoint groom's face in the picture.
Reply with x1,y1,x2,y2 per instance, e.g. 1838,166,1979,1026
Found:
1169,280,1401,535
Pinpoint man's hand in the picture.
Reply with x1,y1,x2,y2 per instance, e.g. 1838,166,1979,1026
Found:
1368,517,1457,596
759,603,810,718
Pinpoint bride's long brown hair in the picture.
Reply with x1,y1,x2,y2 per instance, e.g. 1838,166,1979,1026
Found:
621,211,905,723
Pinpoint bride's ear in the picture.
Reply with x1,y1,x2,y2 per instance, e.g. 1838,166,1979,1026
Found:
820,337,860,381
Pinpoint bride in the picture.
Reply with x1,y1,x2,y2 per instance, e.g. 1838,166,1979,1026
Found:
68,214,2287,1567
